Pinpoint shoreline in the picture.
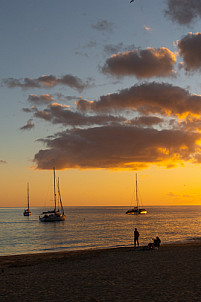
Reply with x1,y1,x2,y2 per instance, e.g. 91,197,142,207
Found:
1,241,201,268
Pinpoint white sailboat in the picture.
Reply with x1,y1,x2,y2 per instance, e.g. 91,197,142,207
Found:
23,182,31,216
39,168,65,222
126,174,147,215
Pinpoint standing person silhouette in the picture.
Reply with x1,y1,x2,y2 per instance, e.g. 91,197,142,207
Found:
134,228,139,247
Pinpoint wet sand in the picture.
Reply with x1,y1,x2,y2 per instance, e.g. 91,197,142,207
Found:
1,243,201,301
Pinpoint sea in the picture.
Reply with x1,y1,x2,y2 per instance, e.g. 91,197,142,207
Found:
1,206,201,256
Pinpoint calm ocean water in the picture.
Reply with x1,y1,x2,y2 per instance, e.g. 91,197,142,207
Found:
1,206,201,256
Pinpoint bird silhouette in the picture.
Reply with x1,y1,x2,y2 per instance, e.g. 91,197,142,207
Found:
130,0,134,3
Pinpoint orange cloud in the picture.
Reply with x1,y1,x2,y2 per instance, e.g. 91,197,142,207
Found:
34,125,201,170
76,82,201,117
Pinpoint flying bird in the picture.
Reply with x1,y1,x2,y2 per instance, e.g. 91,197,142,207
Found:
130,0,134,2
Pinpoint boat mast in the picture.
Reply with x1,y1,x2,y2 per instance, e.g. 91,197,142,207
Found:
27,182,29,210
57,177,65,215
136,173,139,209
53,167,57,211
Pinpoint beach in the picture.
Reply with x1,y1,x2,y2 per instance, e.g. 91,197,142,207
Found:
1,243,201,301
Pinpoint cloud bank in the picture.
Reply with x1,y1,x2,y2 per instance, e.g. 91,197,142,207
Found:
34,125,201,170
16,20,201,171
31,80,201,170
30,76,201,170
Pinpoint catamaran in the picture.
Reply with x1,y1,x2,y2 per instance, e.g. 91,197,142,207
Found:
23,182,31,216
39,168,65,222
126,174,147,215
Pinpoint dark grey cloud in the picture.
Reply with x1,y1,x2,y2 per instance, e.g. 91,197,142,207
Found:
28,94,54,105
34,109,52,121
129,116,163,127
86,40,97,48
178,33,201,71
165,0,201,25
92,19,114,33
34,125,201,170
76,82,201,117
34,103,125,126
74,51,89,57
103,43,135,56
2,74,92,92
20,119,34,130
54,93,79,102
74,40,97,57
23,107,34,113
102,48,176,78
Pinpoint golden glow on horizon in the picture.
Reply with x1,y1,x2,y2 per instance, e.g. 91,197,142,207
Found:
1,163,201,207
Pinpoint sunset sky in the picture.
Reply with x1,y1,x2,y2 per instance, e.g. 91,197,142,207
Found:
1,0,201,207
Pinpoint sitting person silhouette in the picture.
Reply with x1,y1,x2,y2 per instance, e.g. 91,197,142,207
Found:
153,236,161,248
146,236,161,250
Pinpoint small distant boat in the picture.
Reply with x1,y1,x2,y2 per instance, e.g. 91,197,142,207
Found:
126,174,147,215
24,182,31,216
39,168,65,222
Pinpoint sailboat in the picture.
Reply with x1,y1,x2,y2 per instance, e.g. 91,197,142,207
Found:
23,182,31,216
39,168,65,222
126,174,147,215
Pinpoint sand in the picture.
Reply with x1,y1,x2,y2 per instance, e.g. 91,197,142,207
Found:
1,243,201,301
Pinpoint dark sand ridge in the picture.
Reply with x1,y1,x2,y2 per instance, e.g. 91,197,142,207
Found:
1,243,201,301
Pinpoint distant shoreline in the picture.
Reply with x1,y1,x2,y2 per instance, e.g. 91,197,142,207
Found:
1,205,201,208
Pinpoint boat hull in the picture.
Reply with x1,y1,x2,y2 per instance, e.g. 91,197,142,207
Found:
126,209,147,215
39,213,65,222
24,211,31,216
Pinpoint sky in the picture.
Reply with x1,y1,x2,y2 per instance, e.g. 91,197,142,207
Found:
1,0,201,207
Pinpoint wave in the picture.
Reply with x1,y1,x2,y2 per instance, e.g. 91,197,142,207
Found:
184,236,201,242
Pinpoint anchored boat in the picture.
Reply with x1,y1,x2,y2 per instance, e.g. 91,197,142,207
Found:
126,174,147,215
39,168,65,222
